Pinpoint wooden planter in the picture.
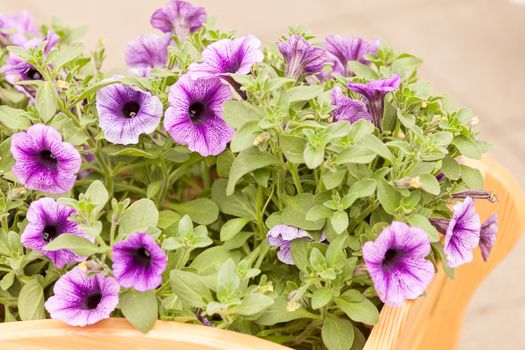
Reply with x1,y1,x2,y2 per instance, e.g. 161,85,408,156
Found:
1,157,524,350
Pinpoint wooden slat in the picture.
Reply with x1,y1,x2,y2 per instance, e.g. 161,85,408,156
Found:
0,157,523,350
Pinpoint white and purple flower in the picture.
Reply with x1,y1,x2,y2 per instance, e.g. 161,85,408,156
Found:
96,84,163,145
112,232,167,292
45,267,120,326
479,214,498,262
125,33,172,76
267,225,312,265
150,0,207,42
278,35,326,79
187,35,263,79
21,198,90,268
11,124,81,194
323,35,379,77
331,86,372,123
363,221,435,306
164,74,233,156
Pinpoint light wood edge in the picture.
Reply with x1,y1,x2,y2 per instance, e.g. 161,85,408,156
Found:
364,156,525,350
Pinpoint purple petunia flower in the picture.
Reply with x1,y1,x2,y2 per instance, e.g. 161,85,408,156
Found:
277,35,326,79
331,86,372,123
96,84,163,145
347,74,401,128
11,124,81,194
112,232,167,292
21,197,90,268
150,0,207,42
45,267,120,326
267,224,312,265
0,11,39,46
479,214,498,261
323,35,379,77
363,221,435,306
164,74,233,156
442,197,481,268
187,35,264,79
125,34,172,77
1,30,60,99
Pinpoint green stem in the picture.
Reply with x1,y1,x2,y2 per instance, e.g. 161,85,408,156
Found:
287,164,303,193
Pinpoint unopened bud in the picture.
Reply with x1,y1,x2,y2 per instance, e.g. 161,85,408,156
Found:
395,176,422,189
259,284,274,293
56,80,69,90
286,301,301,312
421,101,428,108
253,133,270,146
469,115,480,127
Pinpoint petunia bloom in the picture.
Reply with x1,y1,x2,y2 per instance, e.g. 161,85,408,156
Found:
362,221,434,306
187,35,263,79
21,198,90,268
278,35,326,79
331,86,372,123
431,197,481,268
267,224,312,265
479,214,498,261
112,232,167,292
96,84,163,145
0,11,39,46
45,267,120,326
11,124,81,194
323,35,378,76
347,74,401,128
164,74,233,156
150,0,207,41
125,33,172,77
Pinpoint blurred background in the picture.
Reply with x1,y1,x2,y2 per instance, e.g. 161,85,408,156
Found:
2,0,525,348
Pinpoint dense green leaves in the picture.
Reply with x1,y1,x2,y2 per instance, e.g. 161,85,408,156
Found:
18,279,45,321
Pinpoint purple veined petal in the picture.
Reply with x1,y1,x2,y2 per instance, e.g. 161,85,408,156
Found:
187,35,263,79
479,214,498,261
278,35,326,79
266,225,312,265
363,221,434,306
21,197,92,268
331,86,373,123
112,232,167,292
125,33,172,75
0,11,39,46
444,197,481,268
45,267,120,326
96,84,163,145
164,74,233,156
323,35,379,76
10,124,81,194
150,0,207,41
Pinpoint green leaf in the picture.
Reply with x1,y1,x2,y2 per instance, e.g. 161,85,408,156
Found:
336,145,376,164
348,61,379,80
18,279,45,321
118,199,159,237
223,100,263,128
441,156,460,181
158,211,180,229
407,214,440,242
227,148,279,195
460,165,483,189
217,259,240,302
290,238,310,272
45,234,102,256
235,294,274,316
51,43,84,69
311,287,332,309
0,271,15,291
419,174,440,195
267,193,324,230
230,120,260,152
322,168,347,190
146,180,163,199
344,179,377,208
304,145,324,169
110,147,159,159
279,135,306,163
255,297,319,325
331,210,349,234
119,289,157,333
171,198,218,225
85,180,109,213
360,134,392,161
377,179,401,215
35,82,58,122
220,218,251,241
287,85,324,103
452,135,482,159
169,270,212,308
211,179,256,220
0,106,30,130
335,296,379,325
322,315,355,350
190,246,240,274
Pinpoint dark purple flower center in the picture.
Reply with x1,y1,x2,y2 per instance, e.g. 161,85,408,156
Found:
121,101,141,118
189,102,206,123
38,150,58,169
42,225,60,242
133,247,152,266
83,292,102,310
382,248,401,268
25,68,43,80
